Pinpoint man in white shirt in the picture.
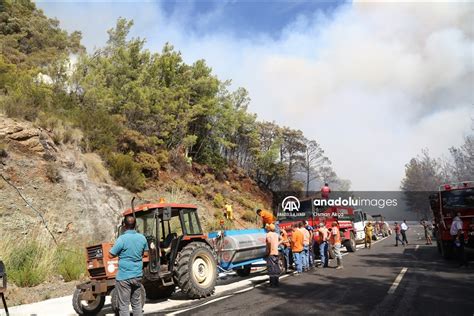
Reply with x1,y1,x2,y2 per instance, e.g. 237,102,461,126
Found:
400,220,409,245
450,213,467,267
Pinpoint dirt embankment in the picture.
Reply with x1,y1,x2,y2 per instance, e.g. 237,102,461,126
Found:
0,114,132,244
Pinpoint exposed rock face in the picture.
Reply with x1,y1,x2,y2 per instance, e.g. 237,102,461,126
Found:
0,114,131,243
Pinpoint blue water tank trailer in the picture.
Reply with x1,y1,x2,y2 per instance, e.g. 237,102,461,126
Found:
208,229,267,271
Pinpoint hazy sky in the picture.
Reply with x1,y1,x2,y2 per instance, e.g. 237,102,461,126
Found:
37,0,474,190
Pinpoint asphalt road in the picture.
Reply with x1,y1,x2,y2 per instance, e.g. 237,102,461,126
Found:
155,226,474,316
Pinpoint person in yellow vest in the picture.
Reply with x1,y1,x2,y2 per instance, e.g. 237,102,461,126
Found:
224,203,234,220
330,222,343,269
364,222,374,249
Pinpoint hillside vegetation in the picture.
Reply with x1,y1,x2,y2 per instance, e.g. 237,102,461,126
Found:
0,0,349,302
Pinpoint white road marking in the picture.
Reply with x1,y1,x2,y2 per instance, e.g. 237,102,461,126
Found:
387,267,408,294
166,295,232,316
415,245,419,251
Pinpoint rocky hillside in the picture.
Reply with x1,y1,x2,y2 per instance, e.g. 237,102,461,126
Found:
0,114,132,243
0,114,271,246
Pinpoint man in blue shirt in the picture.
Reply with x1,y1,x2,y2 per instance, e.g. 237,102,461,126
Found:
110,215,149,316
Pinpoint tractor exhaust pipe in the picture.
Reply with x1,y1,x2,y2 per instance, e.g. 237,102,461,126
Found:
131,196,137,219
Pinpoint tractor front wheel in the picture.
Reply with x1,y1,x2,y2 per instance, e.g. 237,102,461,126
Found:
72,288,105,316
175,242,217,299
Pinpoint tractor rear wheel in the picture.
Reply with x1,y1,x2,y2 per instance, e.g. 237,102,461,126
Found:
344,232,357,252
175,242,217,299
236,265,251,277
72,288,105,316
110,284,146,314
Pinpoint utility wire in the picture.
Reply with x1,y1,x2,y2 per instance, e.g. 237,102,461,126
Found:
0,173,58,245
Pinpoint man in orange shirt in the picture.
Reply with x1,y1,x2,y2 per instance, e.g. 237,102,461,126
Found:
279,228,290,272
265,224,280,287
317,223,329,268
330,222,343,269
290,223,304,274
257,209,275,226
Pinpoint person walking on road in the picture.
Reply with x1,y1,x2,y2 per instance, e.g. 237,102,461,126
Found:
364,222,373,249
394,222,405,246
400,220,409,245
450,212,467,267
330,222,343,269
279,228,290,272
109,215,149,316
317,223,329,267
265,224,281,287
421,220,433,245
290,223,304,274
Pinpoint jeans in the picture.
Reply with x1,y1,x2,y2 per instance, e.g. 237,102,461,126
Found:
395,233,404,246
333,243,342,259
319,241,329,267
309,242,314,266
293,251,303,273
302,245,309,269
401,230,408,244
116,277,143,316
452,236,467,266
282,247,290,270
266,255,281,286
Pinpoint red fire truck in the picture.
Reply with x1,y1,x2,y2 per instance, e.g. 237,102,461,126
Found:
429,181,474,259
278,196,358,258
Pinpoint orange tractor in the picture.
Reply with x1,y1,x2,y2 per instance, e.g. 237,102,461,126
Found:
73,200,218,315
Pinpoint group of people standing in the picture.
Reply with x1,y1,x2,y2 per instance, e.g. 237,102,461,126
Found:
264,219,344,287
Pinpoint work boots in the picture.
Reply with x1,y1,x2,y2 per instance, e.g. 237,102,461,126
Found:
336,258,343,269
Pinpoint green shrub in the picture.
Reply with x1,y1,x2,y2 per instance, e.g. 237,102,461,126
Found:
213,193,225,208
56,247,86,282
187,184,204,197
236,196,256,210
242,210,257,223
108,153,145,192
6,242,50,287
137,152,161,179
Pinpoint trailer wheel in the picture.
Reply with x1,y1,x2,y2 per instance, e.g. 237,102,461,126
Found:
175,242,217,299
144,283,175,300
344,233,357,252
236,265,251,277
72,288,105,316
110,284,146,314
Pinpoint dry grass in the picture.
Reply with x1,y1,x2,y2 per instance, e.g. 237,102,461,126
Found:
83,153,111,184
